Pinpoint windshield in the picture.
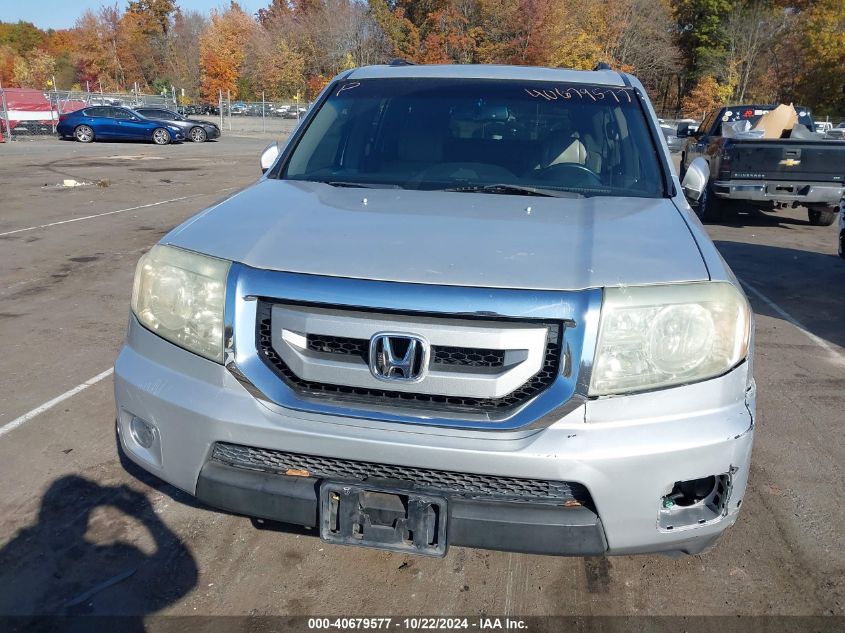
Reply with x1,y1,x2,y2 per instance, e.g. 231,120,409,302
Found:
282,78,665,198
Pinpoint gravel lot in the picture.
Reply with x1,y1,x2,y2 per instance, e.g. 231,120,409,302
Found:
0,134,842,627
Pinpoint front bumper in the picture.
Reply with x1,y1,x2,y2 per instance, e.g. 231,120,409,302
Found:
714,179,845,205
192,460,608,556
115,317,755,557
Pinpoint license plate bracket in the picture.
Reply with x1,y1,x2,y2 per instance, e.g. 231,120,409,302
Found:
319,482,447,557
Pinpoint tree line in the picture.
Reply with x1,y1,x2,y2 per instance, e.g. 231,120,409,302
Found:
1,0,843,117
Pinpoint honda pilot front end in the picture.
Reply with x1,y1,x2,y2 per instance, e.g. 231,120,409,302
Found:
115,64,755,557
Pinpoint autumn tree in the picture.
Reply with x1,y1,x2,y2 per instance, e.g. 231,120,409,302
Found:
199,3,255,102
247,31,305,98
0,44,18,86
368,0,420,61
258,0,292,26
264,0,389,97
170,10,207,99
119,0,178,90
675,0,732,77
794,0,845,113
74,8,126,90
0,21,46,57
1,0,841,117
681,74,731,118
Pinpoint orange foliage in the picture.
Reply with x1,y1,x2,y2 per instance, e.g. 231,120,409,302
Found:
199,4,254,102
306,74,330,99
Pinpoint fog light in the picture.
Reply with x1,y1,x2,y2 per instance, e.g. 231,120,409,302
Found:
129,416,157,449
658,473,732,531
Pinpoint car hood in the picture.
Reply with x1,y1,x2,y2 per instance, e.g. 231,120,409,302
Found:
165,180,708,291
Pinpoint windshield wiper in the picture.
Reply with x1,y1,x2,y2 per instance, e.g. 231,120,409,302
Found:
443,183,583,198
321,181,402,189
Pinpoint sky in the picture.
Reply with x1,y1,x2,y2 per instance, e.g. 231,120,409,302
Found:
0,0,266,30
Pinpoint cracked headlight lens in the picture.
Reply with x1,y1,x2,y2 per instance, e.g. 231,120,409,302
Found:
589,283,751,396
131,245,230,362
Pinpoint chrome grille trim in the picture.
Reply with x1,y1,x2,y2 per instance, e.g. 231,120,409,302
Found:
257,302,561,412
223,264,603,431
266,303,550,400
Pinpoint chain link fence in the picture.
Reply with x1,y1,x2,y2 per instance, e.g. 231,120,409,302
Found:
205,91,311,137
0,88,178,140
0,87,308,140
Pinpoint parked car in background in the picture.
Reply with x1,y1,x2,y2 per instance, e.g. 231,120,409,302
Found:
815,121,833,134
116,63,755,559
135,107,220,143
198,103,219,115
824,123,845,140
675,119,699,137
282,107,307,119
660,124,684,153
56,106,184,144
680,104,845,224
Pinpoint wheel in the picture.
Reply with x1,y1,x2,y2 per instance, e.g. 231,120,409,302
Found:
695,184,726,222
74,125,94,143
189,126,207,143
839,230,845,260
152,128,171,145
807,208,836,226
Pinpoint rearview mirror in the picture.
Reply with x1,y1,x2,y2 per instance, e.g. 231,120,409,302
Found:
260,142,280,174
681,157,709,202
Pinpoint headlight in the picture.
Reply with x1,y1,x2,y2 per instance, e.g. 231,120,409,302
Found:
589,282,750,396
131,245,230,362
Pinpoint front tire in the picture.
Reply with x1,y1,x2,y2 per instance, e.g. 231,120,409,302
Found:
808,208,836,226
695,184,726,223
189,126,207,143
839,230,845,260
152,128,171,145
74,125,94,143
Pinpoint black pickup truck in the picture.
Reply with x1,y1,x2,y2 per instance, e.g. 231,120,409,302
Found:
680,105,845,224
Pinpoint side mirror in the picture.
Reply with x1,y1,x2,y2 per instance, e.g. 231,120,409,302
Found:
681,157,709,202
260,142,280,174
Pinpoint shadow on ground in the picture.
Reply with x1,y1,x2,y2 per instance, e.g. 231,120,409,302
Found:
0,474,198,629
711,205,821,229
714,239,845,350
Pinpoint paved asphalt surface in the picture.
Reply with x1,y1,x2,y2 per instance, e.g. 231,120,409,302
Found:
0,135,842,622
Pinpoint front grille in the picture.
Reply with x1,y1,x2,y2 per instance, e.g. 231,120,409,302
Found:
307,334,367,358
212,442,591,503
257,301,561,413
432,346,506,368
306,334,506,369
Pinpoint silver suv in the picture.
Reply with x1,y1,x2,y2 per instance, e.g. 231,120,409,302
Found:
115,64,755,557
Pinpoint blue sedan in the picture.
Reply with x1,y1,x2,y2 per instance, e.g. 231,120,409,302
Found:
57,106,185,144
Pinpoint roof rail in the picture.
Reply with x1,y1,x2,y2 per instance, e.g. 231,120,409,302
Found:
389,58,415,66
593,61,612,71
